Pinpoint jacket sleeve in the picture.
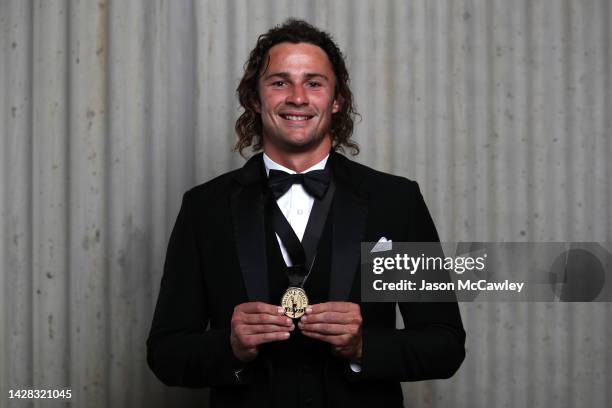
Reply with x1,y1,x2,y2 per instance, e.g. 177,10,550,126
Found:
146,190,244,388
356,181,466,382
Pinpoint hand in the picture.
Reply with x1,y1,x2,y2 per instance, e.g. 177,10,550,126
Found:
230,302,294,362
298,302,363,361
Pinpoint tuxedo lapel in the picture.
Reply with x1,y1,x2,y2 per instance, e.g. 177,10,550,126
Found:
328,153,368,301
230,153,269,302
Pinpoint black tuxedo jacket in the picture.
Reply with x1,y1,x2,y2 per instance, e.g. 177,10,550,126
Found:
147,152,465,407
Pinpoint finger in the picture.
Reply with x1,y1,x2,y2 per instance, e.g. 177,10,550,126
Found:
240,313,293,326
307,302,358,314
241,331,291,348
300,330,349,346
237,323,295,335
301,311,359,325
236,302,285,316
298,322,352,335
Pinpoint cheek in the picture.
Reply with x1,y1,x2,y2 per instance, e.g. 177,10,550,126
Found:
260,95,284,113
312,95,335,113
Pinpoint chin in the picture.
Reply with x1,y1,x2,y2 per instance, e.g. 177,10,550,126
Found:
264,128,330,154
283,134,327,150
280,140,317,153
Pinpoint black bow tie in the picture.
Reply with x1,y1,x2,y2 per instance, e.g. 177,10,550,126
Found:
268,169,331,199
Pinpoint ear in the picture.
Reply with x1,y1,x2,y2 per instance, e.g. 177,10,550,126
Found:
253,98,261,113
332,97,342,114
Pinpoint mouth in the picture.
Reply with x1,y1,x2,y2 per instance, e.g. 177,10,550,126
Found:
279,113,315,122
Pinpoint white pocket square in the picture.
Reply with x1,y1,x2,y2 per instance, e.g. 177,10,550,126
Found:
371,237,392,253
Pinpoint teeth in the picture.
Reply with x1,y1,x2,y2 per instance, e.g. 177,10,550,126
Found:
283,115,309,121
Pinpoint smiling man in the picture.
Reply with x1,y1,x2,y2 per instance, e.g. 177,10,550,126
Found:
147,19,465,408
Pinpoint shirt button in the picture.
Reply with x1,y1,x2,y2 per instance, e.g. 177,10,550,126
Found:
297,209,303,215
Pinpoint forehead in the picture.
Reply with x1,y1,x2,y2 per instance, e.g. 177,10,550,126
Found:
262,42,335,76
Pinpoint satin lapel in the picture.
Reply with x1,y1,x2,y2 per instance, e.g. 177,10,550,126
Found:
329,155,368,301
230,154,269,302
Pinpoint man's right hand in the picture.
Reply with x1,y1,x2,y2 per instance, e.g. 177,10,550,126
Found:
230,302,294,362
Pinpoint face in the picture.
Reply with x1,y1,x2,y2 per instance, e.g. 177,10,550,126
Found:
256,42,341,154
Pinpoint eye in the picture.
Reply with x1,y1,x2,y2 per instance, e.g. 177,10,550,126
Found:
307,81,322,88
271,80,286,87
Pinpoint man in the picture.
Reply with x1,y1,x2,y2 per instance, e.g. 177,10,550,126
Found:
147,19,465,407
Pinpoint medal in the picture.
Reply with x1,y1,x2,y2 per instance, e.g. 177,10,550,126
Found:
281,286,309,319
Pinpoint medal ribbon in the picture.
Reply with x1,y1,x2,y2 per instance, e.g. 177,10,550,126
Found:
267,176,336,288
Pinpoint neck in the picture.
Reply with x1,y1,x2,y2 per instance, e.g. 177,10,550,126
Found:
263,138,332,173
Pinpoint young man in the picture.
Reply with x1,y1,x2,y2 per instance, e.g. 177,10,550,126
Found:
147,19,465,408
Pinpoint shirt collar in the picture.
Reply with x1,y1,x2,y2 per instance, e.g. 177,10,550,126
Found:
263,152,329,177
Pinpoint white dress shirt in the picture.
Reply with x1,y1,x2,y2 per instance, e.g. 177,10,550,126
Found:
263,152,329,267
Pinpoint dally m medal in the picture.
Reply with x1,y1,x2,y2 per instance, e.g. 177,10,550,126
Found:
281,287,309,319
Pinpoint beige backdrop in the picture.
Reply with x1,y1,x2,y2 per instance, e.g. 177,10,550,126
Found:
1,0,611,407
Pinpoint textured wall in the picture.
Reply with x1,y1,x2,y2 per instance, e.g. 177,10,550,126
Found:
1,0,611,407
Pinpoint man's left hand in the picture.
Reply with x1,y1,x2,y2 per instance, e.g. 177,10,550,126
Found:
298,302,363,361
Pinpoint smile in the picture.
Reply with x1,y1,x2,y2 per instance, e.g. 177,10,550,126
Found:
279,114,314,121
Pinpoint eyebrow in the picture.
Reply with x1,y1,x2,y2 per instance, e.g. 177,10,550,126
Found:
263,72,330,82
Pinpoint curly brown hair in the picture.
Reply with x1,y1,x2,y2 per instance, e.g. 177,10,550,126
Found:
234,19,360,156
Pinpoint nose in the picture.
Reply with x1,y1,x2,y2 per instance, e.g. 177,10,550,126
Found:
285,84,309,106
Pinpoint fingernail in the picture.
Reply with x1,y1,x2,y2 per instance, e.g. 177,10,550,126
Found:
283,332,290,338
290,324,295,331
306,307,312,314
301,316,307,322
277,307,284,314
286,318,292,325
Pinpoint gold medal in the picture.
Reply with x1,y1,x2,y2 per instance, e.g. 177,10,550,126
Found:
281,287,309,319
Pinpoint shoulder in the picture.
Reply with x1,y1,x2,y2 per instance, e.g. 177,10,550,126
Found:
332,152,419,196
182,168,242,206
